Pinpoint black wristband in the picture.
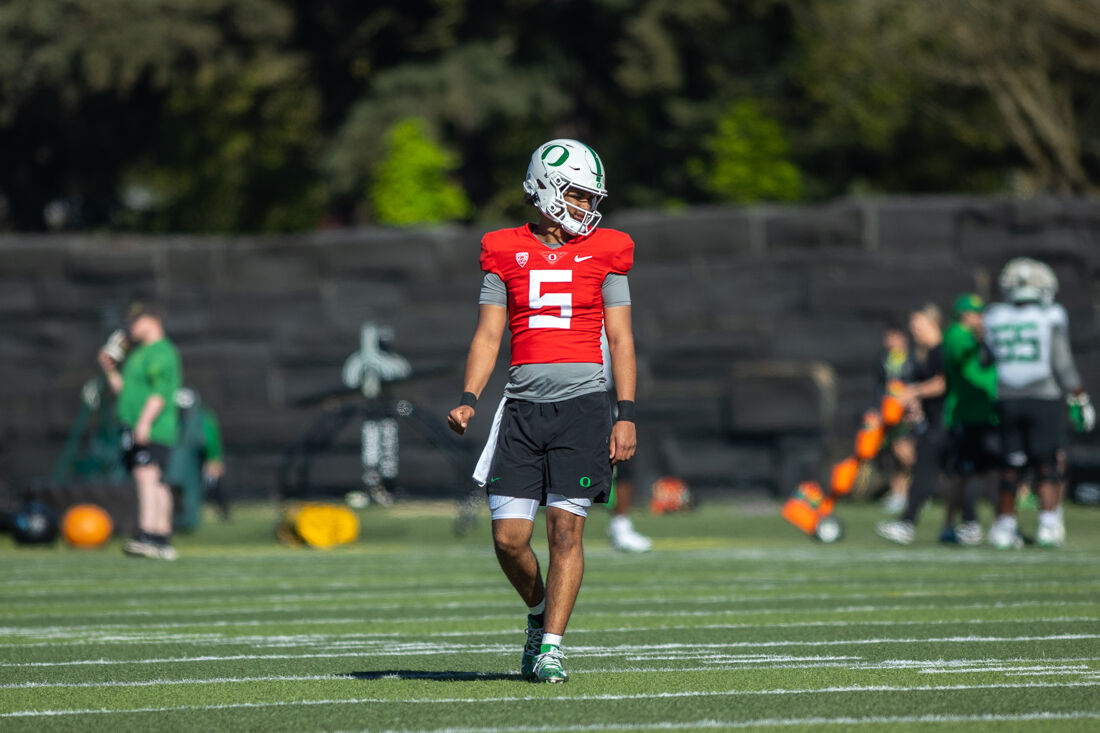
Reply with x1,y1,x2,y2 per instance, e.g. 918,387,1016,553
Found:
616,400,636,422
460,392,478,408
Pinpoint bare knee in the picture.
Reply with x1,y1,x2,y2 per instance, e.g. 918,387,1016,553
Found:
546,516,584,555
133,465,162,491
493,523,532,559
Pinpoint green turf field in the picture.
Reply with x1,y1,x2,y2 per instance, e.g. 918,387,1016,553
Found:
1,498,1098,732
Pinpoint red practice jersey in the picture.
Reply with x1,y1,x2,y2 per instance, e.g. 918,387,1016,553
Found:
480,224,634,366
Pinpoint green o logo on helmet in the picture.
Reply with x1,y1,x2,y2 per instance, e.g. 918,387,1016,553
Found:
541,145,570,167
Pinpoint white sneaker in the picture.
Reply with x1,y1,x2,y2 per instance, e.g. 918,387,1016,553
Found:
609,516,652,552
954,521,983,546
1037,520,1065,548
876,520,914,545
123,539,178,560
123,539,160,558
988,518,1023,550
156,544,179,561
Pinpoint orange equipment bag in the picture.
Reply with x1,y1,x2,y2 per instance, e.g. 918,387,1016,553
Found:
830,457,860,496
781,481,834,535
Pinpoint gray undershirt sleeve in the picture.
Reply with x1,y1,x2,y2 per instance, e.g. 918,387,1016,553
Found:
1051,324,1082,393
479,272,507,306
602,273,631,307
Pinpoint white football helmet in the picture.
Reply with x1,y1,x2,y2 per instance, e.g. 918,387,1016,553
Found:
999,257,1058,304
522,139,607,236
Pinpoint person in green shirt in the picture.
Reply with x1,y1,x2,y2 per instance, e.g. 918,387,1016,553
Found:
940,293,999,544
97,302,183,560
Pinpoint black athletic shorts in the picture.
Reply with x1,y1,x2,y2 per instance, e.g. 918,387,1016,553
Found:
487,391,613,504
997,397,1065,469
943,423,1000,477
120,428,172,472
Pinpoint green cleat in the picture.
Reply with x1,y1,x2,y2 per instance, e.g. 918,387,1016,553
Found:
532,645,568,684
520,616,543,681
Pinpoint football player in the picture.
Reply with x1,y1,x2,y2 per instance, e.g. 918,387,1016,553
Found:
448,139,637,683
984,258,1094,548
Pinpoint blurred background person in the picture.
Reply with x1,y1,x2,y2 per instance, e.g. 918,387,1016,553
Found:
172,388,230,525
200,403,229,520
875,320,917,515
939,294,998,544
984,258,1095,548
97,303,183,560
602,330,651,552
877,304,951,544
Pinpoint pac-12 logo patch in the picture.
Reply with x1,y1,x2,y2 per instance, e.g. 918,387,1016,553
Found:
516,252,529,268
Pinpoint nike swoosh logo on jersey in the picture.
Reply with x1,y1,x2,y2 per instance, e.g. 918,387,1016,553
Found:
574,255,593,262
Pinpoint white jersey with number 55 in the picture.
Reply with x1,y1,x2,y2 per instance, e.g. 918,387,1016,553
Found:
983,301,1081,399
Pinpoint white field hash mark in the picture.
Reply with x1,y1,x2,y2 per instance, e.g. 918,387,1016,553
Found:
2,681,1099,718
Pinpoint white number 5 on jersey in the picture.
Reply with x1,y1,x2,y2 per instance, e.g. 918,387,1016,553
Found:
529,269,572,328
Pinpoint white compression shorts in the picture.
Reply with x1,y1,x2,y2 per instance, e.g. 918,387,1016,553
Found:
488,494,592,521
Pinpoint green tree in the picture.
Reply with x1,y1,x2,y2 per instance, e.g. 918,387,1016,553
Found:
0,0,324,231
121,53,326,233
792,0,1100,194
369,118,471,226
689,101,802,203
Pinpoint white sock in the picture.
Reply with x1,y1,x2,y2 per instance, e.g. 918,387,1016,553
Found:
542,632,563,649
527,599,545,617
1038,510,1062,527
996,514,1018,531
610,515,632,531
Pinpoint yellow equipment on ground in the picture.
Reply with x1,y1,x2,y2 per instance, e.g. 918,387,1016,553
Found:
277,503,360,549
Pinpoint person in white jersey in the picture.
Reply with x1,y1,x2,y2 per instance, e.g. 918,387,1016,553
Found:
983,258,1095,548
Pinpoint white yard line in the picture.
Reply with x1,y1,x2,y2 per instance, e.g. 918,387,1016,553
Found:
2,681,1098,718
4,633,1100,668
5,658,1100,690
1,596,1095,626
2,612,1095,644
920,664,1090,674
3,568,1095,600
4,573,1096,605
1,674,350,689
362,710,1100,733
